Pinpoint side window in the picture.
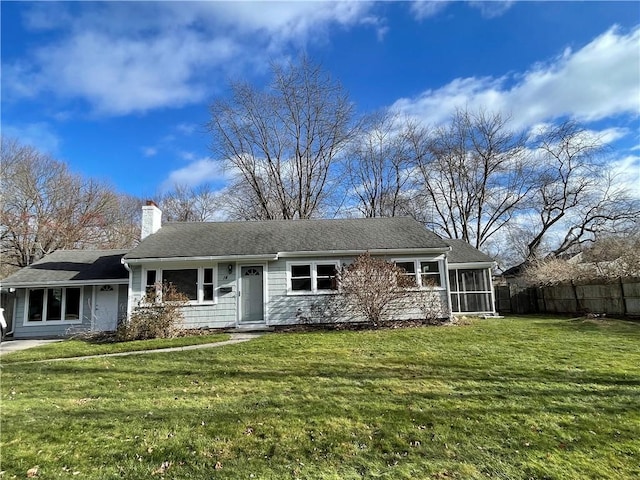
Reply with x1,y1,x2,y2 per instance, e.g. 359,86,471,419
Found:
420,261,441,287
291,265,312,291
203,268,214,302
28,289,45,322
66,288,81,319
145,270,157,298
396,261,418,286
316,264,338,291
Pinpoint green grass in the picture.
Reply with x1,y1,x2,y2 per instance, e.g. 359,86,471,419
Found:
1,316,638,479
0,333,230,363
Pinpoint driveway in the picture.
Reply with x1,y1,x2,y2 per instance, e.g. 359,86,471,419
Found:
0,339,62,356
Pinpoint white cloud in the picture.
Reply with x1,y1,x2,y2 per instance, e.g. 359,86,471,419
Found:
5,1,380,116
391,26,640,130
2,122,61,154
610,154,640,199
410,1,514,20
161,157,231,192
410,1,450,20
142,147,157,158
468,1,515,19
176,123,197,136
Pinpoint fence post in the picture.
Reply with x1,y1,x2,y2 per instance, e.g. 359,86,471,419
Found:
619,278,627,315
571,280,582,313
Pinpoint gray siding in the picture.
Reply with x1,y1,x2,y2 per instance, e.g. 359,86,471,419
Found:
117,284,128,325
125,254,450,331
179,263,237,329
266,255,449,326
13,285,95,339
129,263,239,329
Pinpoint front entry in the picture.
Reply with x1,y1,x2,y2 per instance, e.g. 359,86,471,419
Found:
240,266,264,323
94,285,118,331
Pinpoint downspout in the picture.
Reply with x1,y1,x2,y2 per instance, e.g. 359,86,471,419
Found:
442,256,453,320
489,263,497,315
122,260,133,323
3,294,17,337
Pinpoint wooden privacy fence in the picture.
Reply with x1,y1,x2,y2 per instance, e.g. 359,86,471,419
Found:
495,278,640,316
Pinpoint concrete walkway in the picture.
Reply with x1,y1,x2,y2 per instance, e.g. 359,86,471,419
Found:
0,332,263,361
0,338,63,355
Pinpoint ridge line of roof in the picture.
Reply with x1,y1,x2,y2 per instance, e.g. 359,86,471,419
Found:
161,216,420,226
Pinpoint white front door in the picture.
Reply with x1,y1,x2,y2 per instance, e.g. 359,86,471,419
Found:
94,285,118,331
240,266,264,323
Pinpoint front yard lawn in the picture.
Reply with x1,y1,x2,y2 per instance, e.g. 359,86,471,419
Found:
1,333,230,364
1,316,638,479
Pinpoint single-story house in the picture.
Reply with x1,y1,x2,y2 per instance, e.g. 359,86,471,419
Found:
2,203,496,338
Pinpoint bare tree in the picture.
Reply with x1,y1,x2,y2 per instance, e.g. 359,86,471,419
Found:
415,108,533,249
0,137,140,271
524,121,639,260
207,56,358,220
160,183,220,222
344,112,422,217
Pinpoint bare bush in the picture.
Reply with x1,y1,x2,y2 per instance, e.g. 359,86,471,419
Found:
337,253,414,324
524,232,640,285
116,283,188,341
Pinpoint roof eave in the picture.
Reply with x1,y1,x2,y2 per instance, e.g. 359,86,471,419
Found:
2,279,129,288
123,254,280,265
277,247,451,258
447,261,496,269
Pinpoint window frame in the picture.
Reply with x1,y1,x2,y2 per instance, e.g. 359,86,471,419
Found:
142,265,218,305
287,261,340,295
392,258,446,289
24,286,84,325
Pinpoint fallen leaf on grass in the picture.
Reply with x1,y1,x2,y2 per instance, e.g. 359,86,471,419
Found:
152,461,172,475
214,462,223,470
27,466,39,477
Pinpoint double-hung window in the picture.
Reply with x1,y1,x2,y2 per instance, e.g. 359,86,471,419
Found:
288,262,339,294
26,287,82,323
394,259,443,288
395,261,418,286
144,266,217,304
420,261,442,287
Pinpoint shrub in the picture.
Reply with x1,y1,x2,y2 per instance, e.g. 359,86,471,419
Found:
337,252,414,324
116,283,188,341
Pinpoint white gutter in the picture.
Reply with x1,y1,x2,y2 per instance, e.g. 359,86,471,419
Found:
123,254,279,265
2,279,129,288
447,261,496,269
277,247,451,258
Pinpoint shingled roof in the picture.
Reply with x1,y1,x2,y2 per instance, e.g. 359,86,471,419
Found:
2,250,128,287
444,239,495,264
124,217,450,260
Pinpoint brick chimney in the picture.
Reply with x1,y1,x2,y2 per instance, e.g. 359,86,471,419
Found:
141,200,162,240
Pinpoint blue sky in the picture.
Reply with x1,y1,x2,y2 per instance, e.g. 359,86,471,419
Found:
2,1,639,199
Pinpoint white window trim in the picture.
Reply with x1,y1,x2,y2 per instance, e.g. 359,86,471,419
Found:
286,261,340,295
142,265,218,305
23,287,84,325
392,258,446,290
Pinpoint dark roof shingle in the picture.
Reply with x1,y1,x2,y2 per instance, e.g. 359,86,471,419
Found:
124,217,449,260
445,239,494,264
2,250,128,286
